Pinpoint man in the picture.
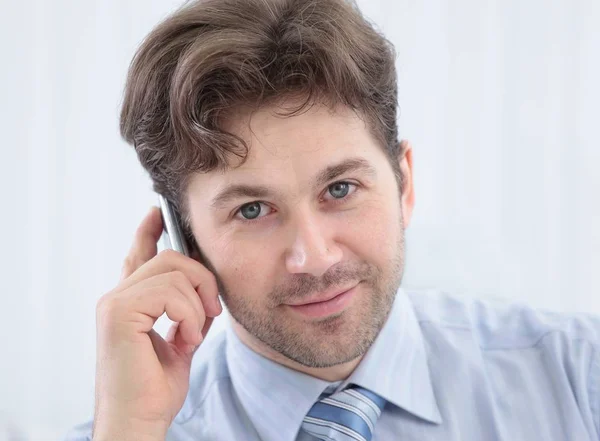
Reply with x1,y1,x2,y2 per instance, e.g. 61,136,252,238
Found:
65,0,600,440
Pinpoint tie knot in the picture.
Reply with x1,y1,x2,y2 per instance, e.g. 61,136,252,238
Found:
302,384,386,441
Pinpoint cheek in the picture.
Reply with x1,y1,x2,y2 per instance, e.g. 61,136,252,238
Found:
343,197,399,253
212,238,274,298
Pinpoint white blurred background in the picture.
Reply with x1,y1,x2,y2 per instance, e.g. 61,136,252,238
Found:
2,0,599,439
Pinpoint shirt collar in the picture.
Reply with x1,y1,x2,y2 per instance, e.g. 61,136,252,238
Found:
225,287,442,441
226,324,328,441
341,287,443,424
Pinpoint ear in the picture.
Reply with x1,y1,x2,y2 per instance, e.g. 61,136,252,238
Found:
398,140,415,229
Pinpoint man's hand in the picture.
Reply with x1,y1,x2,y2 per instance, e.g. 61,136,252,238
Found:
92,207,222,441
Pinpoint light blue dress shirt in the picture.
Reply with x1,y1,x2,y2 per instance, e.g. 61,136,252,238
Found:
64,288,600,440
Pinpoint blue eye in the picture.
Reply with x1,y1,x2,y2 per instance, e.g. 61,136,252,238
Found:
240,202,261,220
328,182,351,199
233,181,359,223
236,201,271,221
323,181,359,204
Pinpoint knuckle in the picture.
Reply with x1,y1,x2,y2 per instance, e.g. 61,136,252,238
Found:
121,256,132,271
158,248,179,260
120,256,137,275
96,293,120,319
134,222,147,239
169,270,188,286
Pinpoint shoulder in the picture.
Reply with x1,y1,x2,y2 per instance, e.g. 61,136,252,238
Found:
406,289,600,436
406,288,600,351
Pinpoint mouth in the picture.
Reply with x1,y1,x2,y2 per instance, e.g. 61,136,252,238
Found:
286,283,360,319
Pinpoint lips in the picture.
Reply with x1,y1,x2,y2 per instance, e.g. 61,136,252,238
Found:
287,284,359,319
287,283,359,306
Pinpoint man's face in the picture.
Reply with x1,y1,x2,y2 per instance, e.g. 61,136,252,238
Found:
186,100,413,368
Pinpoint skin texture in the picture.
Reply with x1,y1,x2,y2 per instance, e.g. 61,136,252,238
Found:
186,100,415,381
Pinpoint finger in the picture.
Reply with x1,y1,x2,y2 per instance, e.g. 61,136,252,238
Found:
164,271,205,327
120,277,203,347
200,316,215,340
190,317,216,356
168,316,215,356
172,321,197,355
120,206,163,281
156,288,201,347
120,249,222,318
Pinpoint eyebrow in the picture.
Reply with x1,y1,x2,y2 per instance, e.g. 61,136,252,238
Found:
209,157,377,209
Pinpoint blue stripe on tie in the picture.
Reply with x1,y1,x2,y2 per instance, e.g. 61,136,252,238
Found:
303,418,366,441
302,417,370,441
320,397,375,433
306,402,372,440
325,392,379,427
351,386,387,411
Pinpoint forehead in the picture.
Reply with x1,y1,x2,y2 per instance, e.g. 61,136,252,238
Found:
187,101,387,206
223,101,381,171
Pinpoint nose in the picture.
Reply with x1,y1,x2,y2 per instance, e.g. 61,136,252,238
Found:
284,210,343,277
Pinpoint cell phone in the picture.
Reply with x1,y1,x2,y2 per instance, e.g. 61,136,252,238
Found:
157,194,222,303
157,193,192,257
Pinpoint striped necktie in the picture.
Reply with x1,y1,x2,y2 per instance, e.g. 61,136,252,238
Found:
301,384,386,441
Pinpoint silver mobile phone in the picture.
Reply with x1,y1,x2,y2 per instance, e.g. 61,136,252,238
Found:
157,194,191,257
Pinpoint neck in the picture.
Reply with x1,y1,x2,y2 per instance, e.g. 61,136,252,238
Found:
231,320,363,382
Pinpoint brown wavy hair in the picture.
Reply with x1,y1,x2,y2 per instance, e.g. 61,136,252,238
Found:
119,0,402,234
